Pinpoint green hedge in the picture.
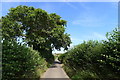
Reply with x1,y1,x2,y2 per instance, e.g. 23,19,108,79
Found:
2,40,47,79
59,27,120,80
58,53,67,63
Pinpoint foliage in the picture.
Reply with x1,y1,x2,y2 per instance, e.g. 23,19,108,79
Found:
101,27,120,73
2,40,47,79
2,5,71,63
2,16,24,41
58,53,67,63
59,27,120,80
71,70,99,80
1,5,71,79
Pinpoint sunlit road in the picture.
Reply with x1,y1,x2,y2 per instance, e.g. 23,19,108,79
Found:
40,60,70,80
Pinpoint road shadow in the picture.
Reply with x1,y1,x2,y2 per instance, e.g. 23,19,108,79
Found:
50,60,62,68
54,61,61,64
50,65,57,68
40,78,71,80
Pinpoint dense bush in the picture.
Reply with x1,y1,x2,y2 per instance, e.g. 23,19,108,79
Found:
101,27,120,73
38,49,54,65
58,53,67,63
59,27,120,80
2,40,47,79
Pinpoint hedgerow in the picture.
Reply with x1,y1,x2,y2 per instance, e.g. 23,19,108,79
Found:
59,27,120,80
2,40,47,79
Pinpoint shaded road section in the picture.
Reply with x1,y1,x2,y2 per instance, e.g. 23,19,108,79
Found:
40,60,70,80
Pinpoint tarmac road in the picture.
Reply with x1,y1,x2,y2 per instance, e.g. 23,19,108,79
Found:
40,60,70,80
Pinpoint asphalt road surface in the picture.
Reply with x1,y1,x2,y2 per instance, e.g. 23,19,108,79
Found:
40,60,70,80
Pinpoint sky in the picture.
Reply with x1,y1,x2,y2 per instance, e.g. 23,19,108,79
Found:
1,2,118,53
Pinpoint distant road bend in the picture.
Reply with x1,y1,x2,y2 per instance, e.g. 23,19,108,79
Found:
40,60,71,80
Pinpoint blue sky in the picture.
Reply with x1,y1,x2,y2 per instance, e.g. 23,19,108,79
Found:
1,2,118,53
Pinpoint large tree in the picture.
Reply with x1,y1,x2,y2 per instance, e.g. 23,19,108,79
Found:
2,5,71,61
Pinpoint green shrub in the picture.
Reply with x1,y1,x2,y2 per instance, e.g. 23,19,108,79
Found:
2,40,47,79
58,53,67,63
60,28,120,79
101,27,120,73
39,49,54,65
72,70,99,80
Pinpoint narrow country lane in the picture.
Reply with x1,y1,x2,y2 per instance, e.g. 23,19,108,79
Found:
40,60,71,80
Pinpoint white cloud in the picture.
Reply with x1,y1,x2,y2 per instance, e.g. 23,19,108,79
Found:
93,32,106,40
83,32,106,40
71,2,117,28
71,37,86,44
71,37,83,42
70,37,86,46
68,33,106,49
72,15,104,27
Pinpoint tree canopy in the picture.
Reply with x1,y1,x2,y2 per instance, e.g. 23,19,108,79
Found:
2,5,71,54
